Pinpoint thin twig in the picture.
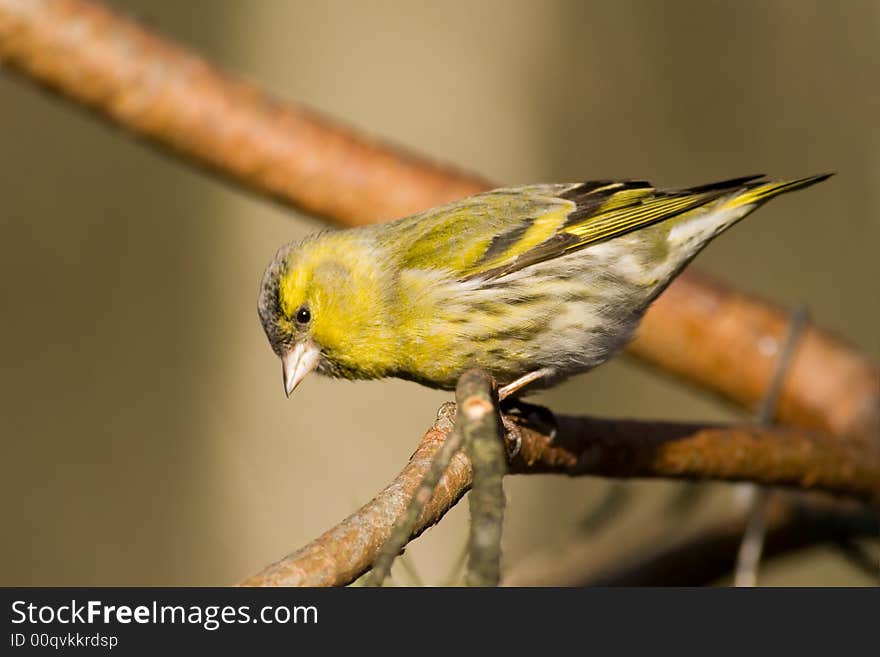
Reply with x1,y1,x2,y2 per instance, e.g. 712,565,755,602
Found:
2,0,877,443
457,369,507,586
733,496,770,587
734,305,810,587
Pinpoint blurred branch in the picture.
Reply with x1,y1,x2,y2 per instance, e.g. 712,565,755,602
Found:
0,0,490,224
505,495,879,586
1,0,877,446
242,406,879,586
585,498,879,586
628,272,879,442
830,538,880,582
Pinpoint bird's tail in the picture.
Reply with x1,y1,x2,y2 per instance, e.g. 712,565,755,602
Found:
725,173,834,209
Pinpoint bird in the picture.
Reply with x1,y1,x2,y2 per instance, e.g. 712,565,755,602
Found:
258,173,831,399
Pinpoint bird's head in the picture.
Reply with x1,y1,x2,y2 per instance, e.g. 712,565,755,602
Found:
258,234,394,397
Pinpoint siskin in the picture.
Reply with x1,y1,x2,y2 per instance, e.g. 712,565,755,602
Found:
258,174,830,399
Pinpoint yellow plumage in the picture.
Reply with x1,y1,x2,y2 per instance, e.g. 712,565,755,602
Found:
258,174,830,397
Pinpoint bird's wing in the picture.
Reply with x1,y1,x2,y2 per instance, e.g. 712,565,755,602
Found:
390,176,764,281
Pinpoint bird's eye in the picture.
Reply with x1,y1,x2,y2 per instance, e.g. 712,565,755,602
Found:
295,306,311,325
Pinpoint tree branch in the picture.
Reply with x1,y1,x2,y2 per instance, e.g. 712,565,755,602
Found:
2,0,877,445
582,498,879,586
511,415,879,504
241,407,879,586
504,495,879,586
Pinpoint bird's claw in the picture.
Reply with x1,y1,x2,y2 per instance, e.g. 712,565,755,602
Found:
500,398,558,443
500,414,523,460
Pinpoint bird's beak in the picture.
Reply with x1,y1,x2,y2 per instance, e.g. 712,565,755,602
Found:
281,341,320,398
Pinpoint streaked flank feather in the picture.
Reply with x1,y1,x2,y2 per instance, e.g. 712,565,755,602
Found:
258,174,831,396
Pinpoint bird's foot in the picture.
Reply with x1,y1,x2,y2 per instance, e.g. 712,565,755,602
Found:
500,414,523,460
499,398,559,460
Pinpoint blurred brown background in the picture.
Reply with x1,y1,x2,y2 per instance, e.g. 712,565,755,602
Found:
1,0,877,585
